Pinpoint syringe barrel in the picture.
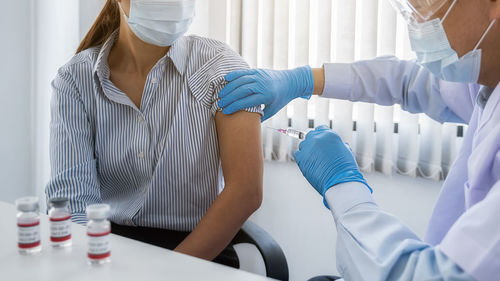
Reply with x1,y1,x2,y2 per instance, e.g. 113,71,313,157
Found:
286,128,306,140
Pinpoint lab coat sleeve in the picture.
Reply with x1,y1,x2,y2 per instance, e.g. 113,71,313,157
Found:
45,67,102,225
325,182,474,281
321,57,473,124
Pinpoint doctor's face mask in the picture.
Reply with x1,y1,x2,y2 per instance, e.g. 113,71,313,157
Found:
119,0,196,47
389,0,496,83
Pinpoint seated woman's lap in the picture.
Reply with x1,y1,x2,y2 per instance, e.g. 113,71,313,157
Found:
110,222,239,268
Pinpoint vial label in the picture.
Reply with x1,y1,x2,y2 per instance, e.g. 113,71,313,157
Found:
17,221,41,248
50,216,72,242
87,231,111,259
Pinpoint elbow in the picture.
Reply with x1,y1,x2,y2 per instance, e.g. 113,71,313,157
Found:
250,185,263,212
233,181,263,215
244,183,263,214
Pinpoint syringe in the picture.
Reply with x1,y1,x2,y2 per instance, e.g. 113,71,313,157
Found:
267,127,306,140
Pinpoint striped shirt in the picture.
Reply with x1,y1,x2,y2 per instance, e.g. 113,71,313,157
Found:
45,30,262,231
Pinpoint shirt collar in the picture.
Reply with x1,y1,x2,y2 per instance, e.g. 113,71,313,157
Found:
93,29,119,79
93,30,189,77
165,36,189,75
477,85,495,109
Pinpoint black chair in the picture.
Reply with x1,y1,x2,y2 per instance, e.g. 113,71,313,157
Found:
232,220,289,281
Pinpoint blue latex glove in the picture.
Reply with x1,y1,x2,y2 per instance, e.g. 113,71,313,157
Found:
218,66,314,121
294,126,372,207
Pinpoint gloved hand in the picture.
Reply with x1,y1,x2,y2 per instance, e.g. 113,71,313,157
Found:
294,126,372,207
218,66,314,121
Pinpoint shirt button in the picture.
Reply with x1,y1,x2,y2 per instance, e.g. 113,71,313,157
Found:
138,151,145,159
125,219,133,226
142,186,148,193
151,77,158,84
138,115,145,123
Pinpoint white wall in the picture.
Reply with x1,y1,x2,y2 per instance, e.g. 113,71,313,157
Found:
33,0,81,211
0,1,34,203
78,0,105,39
250,162,442,281
0,0,92,206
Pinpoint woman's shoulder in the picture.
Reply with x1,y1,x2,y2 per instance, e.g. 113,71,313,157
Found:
184,35,234,54
52,46,102,101
56,46,101,78
182,35,244,66
182,35,248,75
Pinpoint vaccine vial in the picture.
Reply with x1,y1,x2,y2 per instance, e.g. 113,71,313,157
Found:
15,197,41,255
48,197,72,247
86,204,111,265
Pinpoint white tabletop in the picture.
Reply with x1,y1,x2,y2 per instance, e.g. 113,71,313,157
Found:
0,201,272,281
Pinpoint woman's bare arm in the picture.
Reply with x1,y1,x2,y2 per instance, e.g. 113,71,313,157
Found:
174,110,263,260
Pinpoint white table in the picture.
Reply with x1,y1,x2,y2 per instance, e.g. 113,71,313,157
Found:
0,201,273,281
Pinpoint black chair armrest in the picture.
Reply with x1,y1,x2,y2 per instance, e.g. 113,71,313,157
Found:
308,276,343,281
232,220,289,281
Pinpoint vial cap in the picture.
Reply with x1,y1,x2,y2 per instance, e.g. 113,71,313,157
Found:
15,197,39,212
86,204,110,220
49,197,69,208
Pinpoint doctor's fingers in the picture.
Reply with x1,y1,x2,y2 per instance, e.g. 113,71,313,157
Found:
309,126,342,142
261,103,285,122
298,135,314,151
344,142,353,153
222,94,266,115
303,127,328,141
315,125,330,132
293,149,304,164
219,75,257,98
225,69,259,82
218,83,262,108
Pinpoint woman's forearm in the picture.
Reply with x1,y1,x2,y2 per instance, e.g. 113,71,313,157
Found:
174,185,262,260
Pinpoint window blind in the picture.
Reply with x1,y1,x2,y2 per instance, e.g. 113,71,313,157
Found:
189,0,466,181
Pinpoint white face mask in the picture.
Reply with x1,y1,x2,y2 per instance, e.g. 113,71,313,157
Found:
408,0,496,83
119,0,196,47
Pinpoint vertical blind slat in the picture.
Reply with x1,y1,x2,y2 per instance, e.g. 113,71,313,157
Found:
419,117,443,180
289,0,310,155
271,0,291,161
374,0,397,175
241,0,259,67
311,0,332,128
228,0,243,53
353,0,378,172
395,16,419,177
208,0,228,42
331,0,355,144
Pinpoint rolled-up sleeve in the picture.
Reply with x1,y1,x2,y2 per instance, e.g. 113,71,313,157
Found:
188,46,263,116
45,67,101,224
325,182,474,281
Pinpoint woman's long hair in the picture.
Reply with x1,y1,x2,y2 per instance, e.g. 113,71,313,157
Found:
76,0,121,54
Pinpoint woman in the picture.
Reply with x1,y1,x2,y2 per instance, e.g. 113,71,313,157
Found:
219,0,500,280
45,0,263,267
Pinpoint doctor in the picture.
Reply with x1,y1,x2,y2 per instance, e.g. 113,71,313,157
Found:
218,0,500,280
